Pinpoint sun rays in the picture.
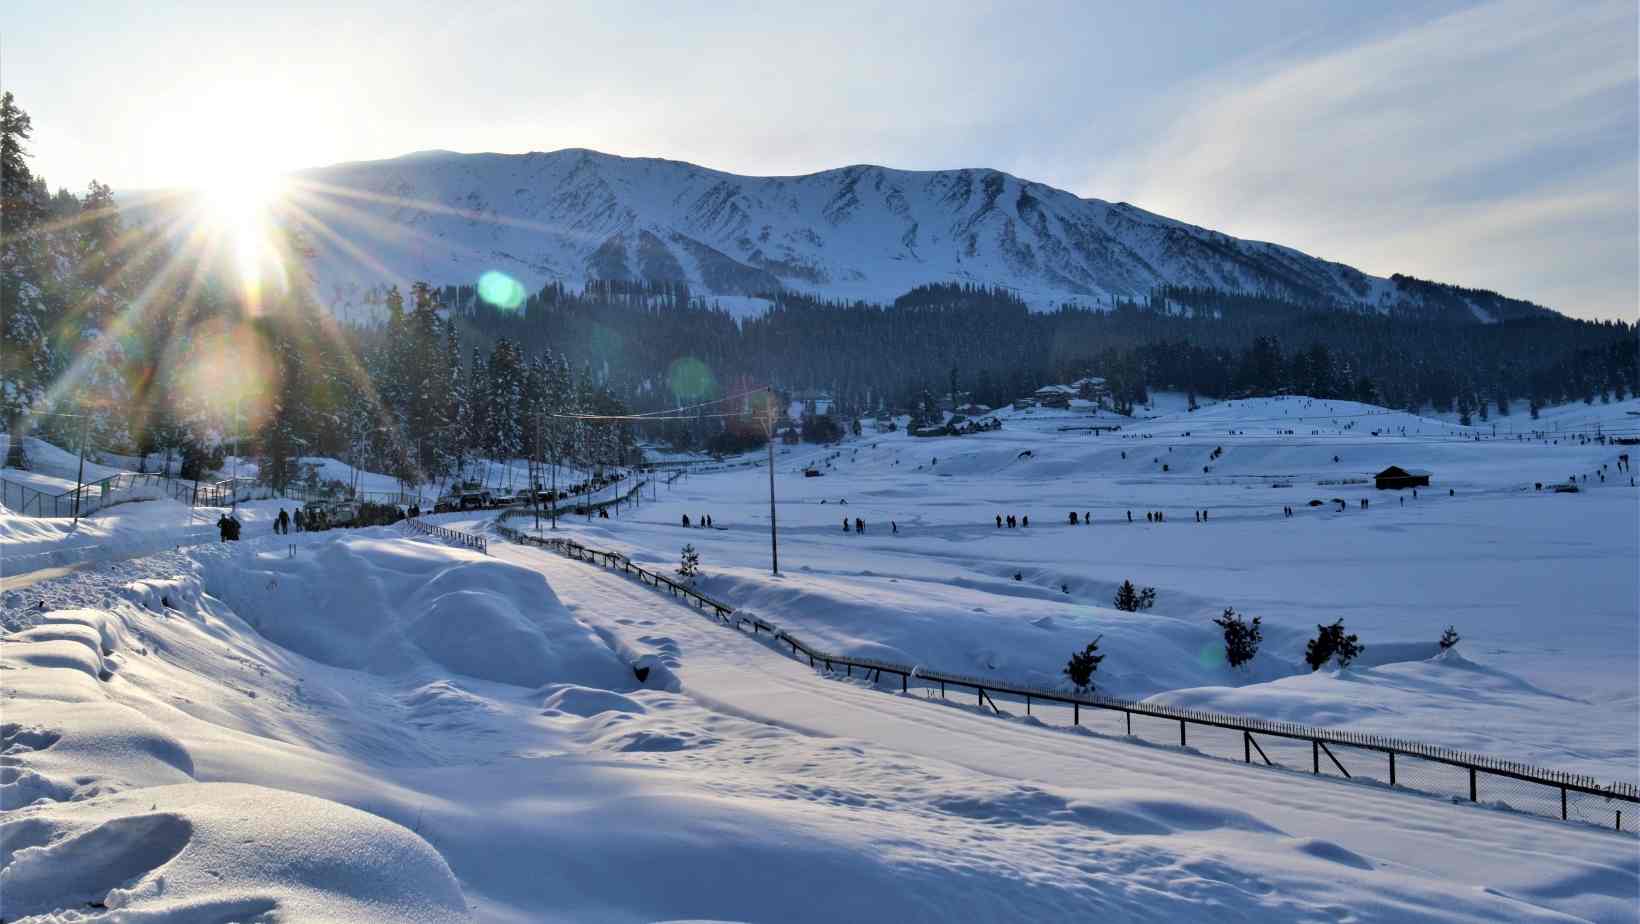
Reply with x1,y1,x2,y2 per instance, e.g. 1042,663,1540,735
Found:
4,155,597,475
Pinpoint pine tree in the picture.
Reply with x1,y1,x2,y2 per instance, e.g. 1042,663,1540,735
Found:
677,543,700,582
1213,607,1263,668
1112,579,1156,612
1439,625,1461,650
1,91,51,469
1062,636,1104,693
1304,619,1363,671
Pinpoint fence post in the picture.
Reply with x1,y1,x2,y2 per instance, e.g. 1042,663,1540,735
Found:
900,673,907,693
1244,731,1251,763
1179,719,1186,748
1312,740,1320,774
1025,695,1031,716
1125,711,1131,735
1560,786,1567,820
1073,702,1079,726
1389,752,1396,787
1469,767,1477,802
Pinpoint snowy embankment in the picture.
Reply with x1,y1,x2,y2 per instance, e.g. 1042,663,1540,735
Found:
518,395,1640,782
5,526,1638,921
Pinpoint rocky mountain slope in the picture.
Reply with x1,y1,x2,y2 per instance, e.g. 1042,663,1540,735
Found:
277,148,1554,322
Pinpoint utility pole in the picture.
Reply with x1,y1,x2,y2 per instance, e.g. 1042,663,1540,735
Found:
763,399,779,576
231,395,241,512
71,412,89,525
533,406,543,532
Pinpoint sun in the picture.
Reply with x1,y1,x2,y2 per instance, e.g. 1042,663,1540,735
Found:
198,170,289,296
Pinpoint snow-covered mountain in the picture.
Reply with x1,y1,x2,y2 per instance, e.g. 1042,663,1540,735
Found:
276,148,1551,322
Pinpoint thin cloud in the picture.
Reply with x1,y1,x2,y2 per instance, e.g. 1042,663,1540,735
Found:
1089,0,1638,321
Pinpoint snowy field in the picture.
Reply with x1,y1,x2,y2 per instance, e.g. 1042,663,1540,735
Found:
3,396,1638,920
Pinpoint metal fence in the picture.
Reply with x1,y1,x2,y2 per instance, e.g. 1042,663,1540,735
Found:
403,516,488,553
482,521,1638,836
1,472,171,518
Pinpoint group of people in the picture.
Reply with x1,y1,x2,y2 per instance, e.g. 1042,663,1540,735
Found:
681,513,715,528
215,513,242,541
268,506,324,534
995,514,1029,528
843,516,869,533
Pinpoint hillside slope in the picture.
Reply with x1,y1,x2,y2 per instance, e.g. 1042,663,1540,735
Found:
255,149,1554,321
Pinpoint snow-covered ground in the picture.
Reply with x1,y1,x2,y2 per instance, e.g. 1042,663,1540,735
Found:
4,396,1637,920
508,395,1640,782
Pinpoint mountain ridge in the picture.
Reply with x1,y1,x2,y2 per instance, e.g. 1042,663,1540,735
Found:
269,147,1554,324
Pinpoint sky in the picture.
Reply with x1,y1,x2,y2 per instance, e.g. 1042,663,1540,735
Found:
7,0,1636,321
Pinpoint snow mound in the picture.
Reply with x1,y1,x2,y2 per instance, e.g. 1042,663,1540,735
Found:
0,782,468,922
541,683,649,718
2,701,197,808
200,536,634,690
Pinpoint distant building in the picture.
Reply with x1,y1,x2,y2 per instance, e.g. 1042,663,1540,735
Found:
792,388,833,418
1374,466,1431,490
1071,377,1109,401
1034,385,1074,409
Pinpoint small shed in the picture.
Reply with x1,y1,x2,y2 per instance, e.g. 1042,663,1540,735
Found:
1374,466,1431,490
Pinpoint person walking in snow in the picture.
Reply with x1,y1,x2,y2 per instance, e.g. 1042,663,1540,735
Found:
293,508,305,532
1084,512,1090,525
1126,510,1132,523
1021,515,1029,527
844,517,851,533
1069,511,1078,525
996,514,1003,528
681,513,691,528
218,514,231,542
855,517,864,534
276,508,290,534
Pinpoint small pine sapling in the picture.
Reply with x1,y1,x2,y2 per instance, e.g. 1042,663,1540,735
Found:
1112,580,1158,612
677,544,700,582
1438,625,1461,650
1063,635,1105,693
1213,607,1263,668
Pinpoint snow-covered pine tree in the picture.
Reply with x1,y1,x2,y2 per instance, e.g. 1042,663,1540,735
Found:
485,338,525,487
437,319,467,480
0,91,52,469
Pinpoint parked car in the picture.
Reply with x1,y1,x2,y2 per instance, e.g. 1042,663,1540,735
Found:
328,502,358,525
458,491,490,511
803,468,823,477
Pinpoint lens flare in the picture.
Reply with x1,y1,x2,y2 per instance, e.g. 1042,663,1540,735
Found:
666,357,716,403
478,270,526,310
168,318,278,429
